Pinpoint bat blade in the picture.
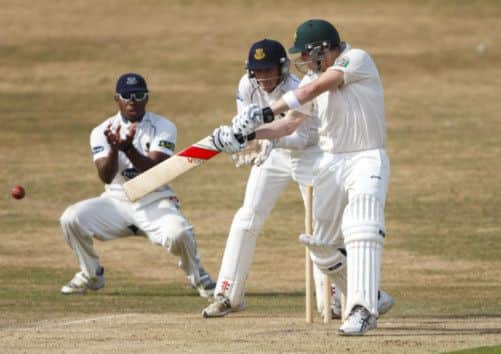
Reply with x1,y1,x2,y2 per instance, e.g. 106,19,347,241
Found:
123,136,220,202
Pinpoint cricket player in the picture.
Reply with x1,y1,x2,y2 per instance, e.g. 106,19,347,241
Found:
214,19,392,335
204,39,392,320
203,38,324,317
59,73,216,298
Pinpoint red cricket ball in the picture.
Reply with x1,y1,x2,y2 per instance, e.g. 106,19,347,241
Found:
11,185,25,200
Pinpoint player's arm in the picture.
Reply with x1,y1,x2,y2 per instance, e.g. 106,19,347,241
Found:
123,121,173,173
95,152,119,184
125,149,169,172
254,110,308,140
270,69,344,116
232,70,344,138
95,149,168,184
92,124,119,184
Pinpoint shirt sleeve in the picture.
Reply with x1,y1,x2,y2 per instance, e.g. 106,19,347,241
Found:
329,49,374,84
294,74,316,116
150,119,177,156
236,75,252,114
90,125,111,161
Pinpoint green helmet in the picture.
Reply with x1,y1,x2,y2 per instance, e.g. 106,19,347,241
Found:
289,19,340,54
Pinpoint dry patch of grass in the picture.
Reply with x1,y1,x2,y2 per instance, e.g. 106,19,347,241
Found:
1,0,501,352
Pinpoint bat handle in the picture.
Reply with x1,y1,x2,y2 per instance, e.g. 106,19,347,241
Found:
234,132,256,144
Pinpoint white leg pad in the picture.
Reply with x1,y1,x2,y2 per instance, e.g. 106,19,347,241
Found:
300,234,348,300
342,194,385,317
312,263,324,313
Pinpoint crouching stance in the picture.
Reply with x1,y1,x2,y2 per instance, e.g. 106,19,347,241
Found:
214,20,393,335
60,73,215,297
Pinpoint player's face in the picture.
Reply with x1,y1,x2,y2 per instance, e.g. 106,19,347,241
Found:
254,67,281,93
299,48,337,73
115,92,148,122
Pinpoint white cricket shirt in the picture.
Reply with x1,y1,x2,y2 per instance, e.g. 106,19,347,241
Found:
236,73,319,144
301,43,387,154
90,111,177,201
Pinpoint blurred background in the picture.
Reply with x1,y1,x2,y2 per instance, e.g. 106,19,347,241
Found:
1,1,501,352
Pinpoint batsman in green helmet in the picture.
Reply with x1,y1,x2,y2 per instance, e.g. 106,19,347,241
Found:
216,19,394,336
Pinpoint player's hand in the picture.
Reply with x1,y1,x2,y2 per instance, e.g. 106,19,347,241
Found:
231,104,266,136
104,123,120,151
117,123,137,152
253,139,275,166
230,139,275,167
104,124,136,152
231,139,260,167
211,125,245,153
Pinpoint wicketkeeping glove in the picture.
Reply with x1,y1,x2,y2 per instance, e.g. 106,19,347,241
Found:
231,139,275,167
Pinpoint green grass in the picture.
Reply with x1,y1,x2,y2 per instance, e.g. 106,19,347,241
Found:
2,0,501,351
445,346,501,354
0,266,306,327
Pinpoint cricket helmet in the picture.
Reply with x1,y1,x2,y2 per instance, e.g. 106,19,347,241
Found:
289,19,341,54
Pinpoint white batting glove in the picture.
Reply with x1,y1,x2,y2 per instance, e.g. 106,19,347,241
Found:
211,125,245,153
232,104,265,136
253,139,275,166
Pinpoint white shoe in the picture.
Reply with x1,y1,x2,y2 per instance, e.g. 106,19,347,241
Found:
194,267,216,298
331,290,395,319
338,305,377,336
202,295,244,318
61,267,105,295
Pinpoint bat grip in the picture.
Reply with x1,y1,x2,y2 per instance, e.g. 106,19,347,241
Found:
235,132,256,144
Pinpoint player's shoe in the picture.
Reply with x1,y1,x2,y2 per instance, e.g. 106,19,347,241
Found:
377,290,395,315
61,267,105,295
194,266,216,298
330,290,395,319
338,305,377,336
201,294,245,318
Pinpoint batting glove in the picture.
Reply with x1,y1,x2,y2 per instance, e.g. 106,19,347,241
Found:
232,105,274,136
211,125,246,153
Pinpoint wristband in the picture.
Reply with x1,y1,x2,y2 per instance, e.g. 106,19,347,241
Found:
247,132,256,141
282,91,301,110
262,107,275,123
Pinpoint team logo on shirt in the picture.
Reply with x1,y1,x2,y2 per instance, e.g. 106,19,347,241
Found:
92,146,104,154
254,48,266,60
334,56,350,68
158,140,175,151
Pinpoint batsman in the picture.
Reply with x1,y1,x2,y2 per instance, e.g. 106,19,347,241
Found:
213,19,392,335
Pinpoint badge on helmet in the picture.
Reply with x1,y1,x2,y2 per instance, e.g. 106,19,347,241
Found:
289,19,341,54
246,39,290,78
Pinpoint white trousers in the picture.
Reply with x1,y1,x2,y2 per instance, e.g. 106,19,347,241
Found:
312,148,390,316
60,194,203,286
215,147,334,308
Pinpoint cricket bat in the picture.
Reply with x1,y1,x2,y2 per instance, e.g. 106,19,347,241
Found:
123,135,220,202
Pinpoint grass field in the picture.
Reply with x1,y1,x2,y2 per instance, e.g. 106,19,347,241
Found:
1,0,501,353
